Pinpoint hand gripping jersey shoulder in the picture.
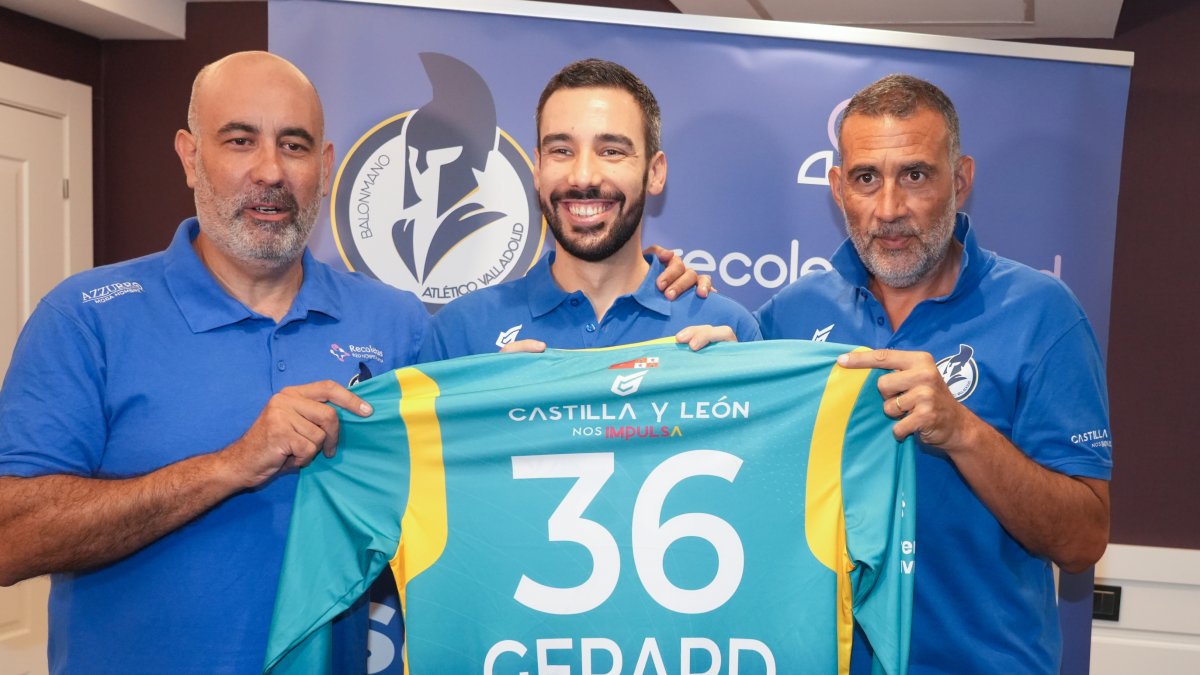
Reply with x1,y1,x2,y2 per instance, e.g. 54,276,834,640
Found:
266,339,916,675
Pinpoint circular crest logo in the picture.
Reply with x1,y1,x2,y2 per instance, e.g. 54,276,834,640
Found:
331,53,545,311
936,344,979,402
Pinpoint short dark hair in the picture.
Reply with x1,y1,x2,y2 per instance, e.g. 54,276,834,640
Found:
838,74,960,161
536,58,662,156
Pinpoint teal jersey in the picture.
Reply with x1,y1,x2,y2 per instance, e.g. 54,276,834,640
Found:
265,339,915,675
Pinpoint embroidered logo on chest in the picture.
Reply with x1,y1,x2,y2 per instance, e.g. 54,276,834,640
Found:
81,282,144,304
496,324,523,348
936,344,979,402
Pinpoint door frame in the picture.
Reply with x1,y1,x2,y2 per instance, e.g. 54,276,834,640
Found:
0,59,92,675
0,60,93,303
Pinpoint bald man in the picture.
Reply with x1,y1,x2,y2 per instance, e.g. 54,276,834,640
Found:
0,52,429,674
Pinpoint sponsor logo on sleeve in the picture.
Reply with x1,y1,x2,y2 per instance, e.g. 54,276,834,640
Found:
1071,428,1112,450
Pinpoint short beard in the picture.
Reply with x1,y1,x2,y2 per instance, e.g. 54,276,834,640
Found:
193,159,322,267
541,182,646,263
845,195,957,289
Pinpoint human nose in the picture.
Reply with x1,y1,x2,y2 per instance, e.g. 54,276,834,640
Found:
250,145,285,186
568,151,600,188
875,179,909,222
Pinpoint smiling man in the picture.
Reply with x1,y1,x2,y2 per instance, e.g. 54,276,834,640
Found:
420,58,759,360
754,74,1113,673
0,51,428,674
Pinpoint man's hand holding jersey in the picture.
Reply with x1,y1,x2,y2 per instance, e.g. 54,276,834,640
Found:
220,381,375,489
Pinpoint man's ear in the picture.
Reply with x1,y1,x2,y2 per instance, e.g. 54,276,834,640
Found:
828,165,845,212
175,129,198,189
533,148,541,192
954,154,975,208
647,151,667,196
321,141,334,196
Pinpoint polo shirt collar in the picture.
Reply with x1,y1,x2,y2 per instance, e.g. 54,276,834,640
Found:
525,251,671,318
830,212,994,302
164,218,342,333
630,255,672,316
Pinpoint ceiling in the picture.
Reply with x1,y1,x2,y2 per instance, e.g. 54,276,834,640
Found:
0,0,1126,41
671,0,1125,40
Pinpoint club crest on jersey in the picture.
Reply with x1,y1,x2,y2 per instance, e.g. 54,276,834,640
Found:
936,344,979,402
331,52,546,313
348,362,373,387
609,357,658,396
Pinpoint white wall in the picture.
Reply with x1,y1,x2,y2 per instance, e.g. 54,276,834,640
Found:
1090,544,1200,673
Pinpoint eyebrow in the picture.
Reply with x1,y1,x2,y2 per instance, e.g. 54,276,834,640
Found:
900,161,938,174
595,133,636,150
215,122,316,146
540,132,573,147
279,126,317,146
217,121,259,136
846,163,878,176
847,160,938,175
539,132,638,150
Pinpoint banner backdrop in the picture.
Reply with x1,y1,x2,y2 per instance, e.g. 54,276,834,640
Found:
270,0,1129,347
269,1,1131,673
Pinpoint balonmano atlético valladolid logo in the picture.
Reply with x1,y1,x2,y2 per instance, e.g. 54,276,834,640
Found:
331,53,545,311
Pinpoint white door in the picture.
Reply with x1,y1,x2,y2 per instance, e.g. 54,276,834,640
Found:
0,61,93,675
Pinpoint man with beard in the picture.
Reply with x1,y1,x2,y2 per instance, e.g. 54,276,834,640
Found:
420,58,759,361
0,52,429,674
752,75,1112,673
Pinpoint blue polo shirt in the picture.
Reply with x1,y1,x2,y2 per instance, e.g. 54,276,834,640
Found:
755,214,1112,674
0,218,428,674
420,251,760,361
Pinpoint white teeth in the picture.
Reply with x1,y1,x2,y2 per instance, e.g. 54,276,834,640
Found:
568,203,607,217
254,207,279,214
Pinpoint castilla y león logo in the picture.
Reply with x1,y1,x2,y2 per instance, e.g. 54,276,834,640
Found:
608,356,659,397
331,53,546,312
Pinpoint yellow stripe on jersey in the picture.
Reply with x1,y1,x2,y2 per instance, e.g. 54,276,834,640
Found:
806,347,873,675
389,368,449,675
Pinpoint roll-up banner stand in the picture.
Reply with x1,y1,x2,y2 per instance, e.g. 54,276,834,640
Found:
270,2,1132,673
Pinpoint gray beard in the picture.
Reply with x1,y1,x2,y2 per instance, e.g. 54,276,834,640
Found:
193,161,322,267
846,197,957,289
